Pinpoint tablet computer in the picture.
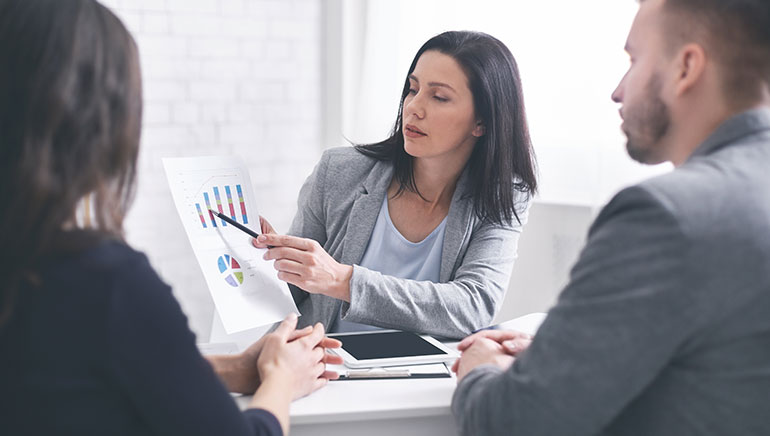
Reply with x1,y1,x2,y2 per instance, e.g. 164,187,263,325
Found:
327,330,458,368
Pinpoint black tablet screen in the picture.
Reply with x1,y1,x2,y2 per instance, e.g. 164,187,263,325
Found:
333,331,446,360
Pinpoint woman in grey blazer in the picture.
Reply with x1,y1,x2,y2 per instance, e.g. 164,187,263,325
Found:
255,31,538,339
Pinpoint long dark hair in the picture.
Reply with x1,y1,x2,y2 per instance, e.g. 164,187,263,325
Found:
356,31,537,225
0,0,142,326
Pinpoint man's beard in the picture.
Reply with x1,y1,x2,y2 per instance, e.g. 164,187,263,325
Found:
623,74,671,164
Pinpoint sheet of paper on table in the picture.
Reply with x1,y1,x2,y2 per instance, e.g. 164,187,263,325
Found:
328,362,451,380
163,156,299,334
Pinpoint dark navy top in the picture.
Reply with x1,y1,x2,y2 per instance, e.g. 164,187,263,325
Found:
0,233,281,435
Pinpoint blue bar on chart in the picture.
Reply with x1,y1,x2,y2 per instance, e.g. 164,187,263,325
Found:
225,186,237,220
203,192,217,227
213,187,227,226
195,203,207,228
236,184,248,224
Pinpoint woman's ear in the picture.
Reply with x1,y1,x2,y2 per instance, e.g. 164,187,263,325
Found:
472,121,485,137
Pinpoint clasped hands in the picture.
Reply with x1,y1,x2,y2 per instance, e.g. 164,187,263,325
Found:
451,329,534,382
252,216,353,302
213,313,344,399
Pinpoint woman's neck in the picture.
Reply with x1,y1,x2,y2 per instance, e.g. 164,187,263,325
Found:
409,153,468,208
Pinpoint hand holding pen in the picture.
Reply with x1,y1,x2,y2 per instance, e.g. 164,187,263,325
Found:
209,209,275,247
214,208,354,301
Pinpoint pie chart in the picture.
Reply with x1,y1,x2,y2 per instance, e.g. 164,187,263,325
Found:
218,254,244,287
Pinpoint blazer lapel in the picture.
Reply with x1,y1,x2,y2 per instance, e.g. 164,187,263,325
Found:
340,159,393,266
440,168,474,282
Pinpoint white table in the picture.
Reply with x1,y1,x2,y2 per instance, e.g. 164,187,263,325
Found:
228,313,547,436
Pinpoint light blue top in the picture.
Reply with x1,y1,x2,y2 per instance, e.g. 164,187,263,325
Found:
333,196,448,332
289,146,529,338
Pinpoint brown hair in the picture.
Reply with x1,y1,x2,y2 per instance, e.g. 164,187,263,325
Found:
658,0,770,105
0,0,142,325
356,31,537,225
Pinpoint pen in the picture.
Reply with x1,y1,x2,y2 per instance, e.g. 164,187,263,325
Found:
209,209,260,239
344,369,411,379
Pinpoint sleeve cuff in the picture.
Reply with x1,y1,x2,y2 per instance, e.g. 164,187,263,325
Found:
452,364,504,412
340,264,365,321
243,408,283,436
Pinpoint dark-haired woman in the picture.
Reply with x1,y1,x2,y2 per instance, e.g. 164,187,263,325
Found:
0,1,340,435
254,31,538,339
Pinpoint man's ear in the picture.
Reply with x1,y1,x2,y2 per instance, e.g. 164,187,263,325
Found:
472,121,485,137
674,43,707,97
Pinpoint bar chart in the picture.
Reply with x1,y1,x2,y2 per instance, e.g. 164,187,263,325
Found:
196,184,250,229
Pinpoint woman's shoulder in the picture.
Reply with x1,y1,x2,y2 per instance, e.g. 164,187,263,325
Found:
56,234,148,270
47,234,168,295
316,146,385,184
91,241,168,291
320,146,381,170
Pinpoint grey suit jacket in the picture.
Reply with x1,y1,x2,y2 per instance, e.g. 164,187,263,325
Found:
287,147,529,339
453,108,770,435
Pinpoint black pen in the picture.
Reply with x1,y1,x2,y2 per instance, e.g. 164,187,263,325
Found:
209,209,260,239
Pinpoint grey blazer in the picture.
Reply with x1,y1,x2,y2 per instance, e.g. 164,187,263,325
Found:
287,147,529,339
452,108,770,435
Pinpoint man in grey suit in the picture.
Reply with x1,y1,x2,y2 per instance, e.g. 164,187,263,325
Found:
451,0,770,435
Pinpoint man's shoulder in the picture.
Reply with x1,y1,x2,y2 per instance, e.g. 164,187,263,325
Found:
644,139,768,208
606,143,770,243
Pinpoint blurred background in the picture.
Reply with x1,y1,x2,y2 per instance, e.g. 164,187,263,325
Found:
99,0,671,341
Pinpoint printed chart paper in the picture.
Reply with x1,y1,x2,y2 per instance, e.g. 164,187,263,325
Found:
163,156,299,334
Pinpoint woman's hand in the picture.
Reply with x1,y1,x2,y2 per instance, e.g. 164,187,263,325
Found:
259,215,277,235
206,336,267,395
257,314,342,399
249,314,342,435
207,318,342,395
253,234,354,302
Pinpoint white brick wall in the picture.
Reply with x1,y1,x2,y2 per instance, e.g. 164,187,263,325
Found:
100,0,324,340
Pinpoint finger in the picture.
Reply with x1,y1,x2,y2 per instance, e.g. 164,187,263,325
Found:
298,323,326,348
461,337,496,355
458,330,531,351
259,216,276,234
457,332,484,351
311,346,326,363
252,236,276,249
257,233,316,251
288,325,314,341
320,337,342,349
472,337,505,353
310,377,328,393
323,353,344,365
502,338,532,354
273,258,307,276
264,246,313,264
291,323,325,348
477,330,533,342
276,271,304,288
272,313,299,340
321,370,340,380
451,359,460,373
